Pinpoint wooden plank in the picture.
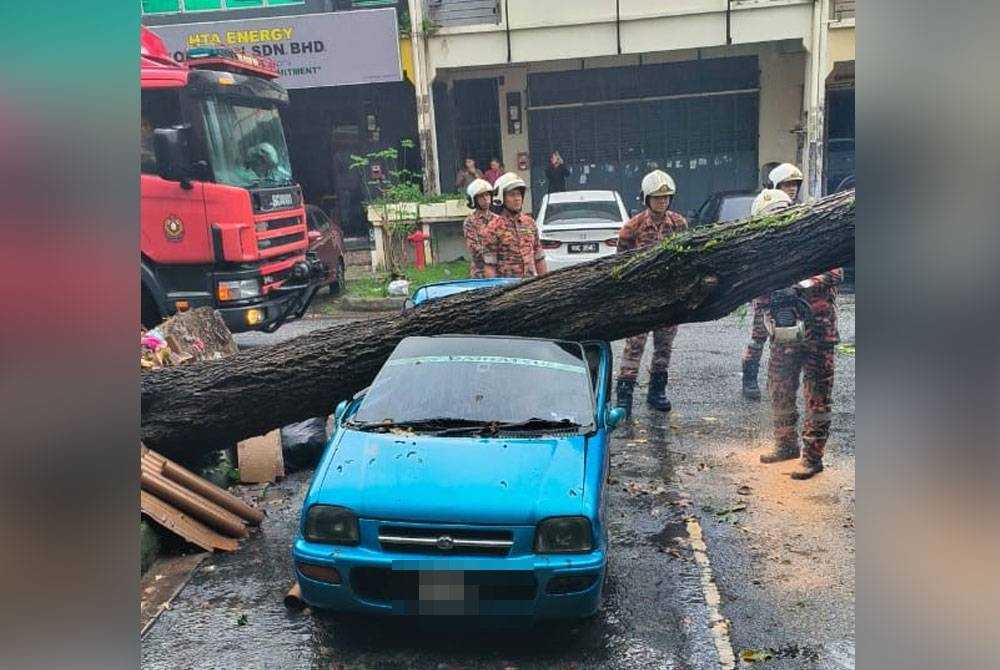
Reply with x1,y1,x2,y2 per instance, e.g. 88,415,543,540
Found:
237,430,285,484
140,490,240,552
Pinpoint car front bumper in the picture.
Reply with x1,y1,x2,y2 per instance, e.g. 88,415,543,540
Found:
292,539,606,619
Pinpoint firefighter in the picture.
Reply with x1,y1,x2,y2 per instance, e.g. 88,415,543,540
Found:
768,162,804,201
614,170,688,418
740,163,805,400
482,172,547,278
752,188,843,480
463,178,497,279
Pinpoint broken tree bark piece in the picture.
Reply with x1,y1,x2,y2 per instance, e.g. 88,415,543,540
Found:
157,306,237,363
142,190,854,454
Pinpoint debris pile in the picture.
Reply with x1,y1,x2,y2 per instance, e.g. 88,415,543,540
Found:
141,445,265,552
141,307,238,370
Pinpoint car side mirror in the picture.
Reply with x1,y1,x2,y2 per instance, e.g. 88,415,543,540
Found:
334,400,349,423
153,125,194,189
606,406,626,430
308,230,322,243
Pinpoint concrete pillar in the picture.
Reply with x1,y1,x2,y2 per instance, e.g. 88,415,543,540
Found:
802,0,831,200
408,0,441,195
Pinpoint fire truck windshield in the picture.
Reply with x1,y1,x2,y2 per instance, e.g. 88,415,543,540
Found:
200,96,293,188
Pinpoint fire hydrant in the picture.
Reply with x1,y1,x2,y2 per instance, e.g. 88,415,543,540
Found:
407,229,430,271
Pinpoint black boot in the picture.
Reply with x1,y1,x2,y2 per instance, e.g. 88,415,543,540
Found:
647,371,672,412
790,456,824,480
615,378,636,419
760,442,800,464
742,359,761,400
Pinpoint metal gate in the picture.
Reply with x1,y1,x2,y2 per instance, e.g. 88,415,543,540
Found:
527,56,760,217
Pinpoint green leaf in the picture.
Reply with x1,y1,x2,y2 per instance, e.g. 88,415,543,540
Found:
739,649,775,663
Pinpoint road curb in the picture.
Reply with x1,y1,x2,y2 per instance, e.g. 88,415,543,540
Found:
337,296,405,312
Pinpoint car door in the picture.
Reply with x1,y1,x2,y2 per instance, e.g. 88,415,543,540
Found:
306,207,338,282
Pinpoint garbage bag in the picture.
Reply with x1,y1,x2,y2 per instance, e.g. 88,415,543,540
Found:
387,279,411,296
279,417,328,471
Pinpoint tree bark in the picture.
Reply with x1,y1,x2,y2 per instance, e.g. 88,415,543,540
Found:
142,190,855,454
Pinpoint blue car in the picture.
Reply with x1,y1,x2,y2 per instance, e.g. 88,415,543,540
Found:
403,277,521,309
292,322,624,619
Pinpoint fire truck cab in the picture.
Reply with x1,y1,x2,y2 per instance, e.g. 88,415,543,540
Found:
141,26,322,332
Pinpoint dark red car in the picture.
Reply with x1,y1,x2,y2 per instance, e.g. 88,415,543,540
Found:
305,205,346,295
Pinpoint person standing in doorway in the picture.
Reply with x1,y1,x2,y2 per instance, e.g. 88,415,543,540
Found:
482,172,547,278
463,178,498,279
454,157,484,191
332,141,358,231
614,170,688,419
740,162,805,400
544,152,570,194
483,158,504,185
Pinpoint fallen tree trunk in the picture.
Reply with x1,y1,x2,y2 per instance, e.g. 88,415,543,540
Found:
142,189,854,453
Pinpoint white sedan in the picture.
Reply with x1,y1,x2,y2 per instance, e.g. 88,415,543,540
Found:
535,190,629,271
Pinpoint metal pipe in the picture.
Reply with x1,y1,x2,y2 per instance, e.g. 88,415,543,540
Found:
141,467,249,538
726,0,733,45
616,0,622,54
284,582,304,610
527,87,760,112
505,0,512,63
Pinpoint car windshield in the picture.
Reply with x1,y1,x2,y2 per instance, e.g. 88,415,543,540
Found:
199,96,293,188
543,200,622,224
352,336,595,430
717,195,755,223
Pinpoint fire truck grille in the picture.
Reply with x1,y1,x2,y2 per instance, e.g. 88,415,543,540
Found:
255,216,300,233
258,232,303,250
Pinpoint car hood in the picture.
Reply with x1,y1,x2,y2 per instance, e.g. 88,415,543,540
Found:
313,429,588,525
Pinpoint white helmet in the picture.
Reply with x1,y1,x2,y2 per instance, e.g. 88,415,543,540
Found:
751,189,792,217
640,169,676,205
492,171,527,207
767,163,803,188
466,178,493,209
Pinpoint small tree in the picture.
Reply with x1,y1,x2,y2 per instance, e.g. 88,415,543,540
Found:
351,139,423,278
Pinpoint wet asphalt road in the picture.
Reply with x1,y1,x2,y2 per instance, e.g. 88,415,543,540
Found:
143,296,855,669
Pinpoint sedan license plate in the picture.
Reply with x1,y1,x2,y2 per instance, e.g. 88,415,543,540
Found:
567,242,599,254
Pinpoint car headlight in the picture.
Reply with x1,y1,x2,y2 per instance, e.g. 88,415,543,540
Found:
216,279,261,301
304,505,359,545
534,516,593,553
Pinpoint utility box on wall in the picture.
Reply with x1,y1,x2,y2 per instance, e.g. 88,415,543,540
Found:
507,91,523,135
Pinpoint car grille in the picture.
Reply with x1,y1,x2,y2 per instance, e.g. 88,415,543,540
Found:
378,526,514,557
351,568,537,603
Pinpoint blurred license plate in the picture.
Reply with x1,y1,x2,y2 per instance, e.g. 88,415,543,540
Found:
419,570,465,601
567,242,599,253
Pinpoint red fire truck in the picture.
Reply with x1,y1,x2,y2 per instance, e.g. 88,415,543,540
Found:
141,26,322,332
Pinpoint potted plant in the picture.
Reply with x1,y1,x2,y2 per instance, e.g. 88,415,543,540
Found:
352,140,422,278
